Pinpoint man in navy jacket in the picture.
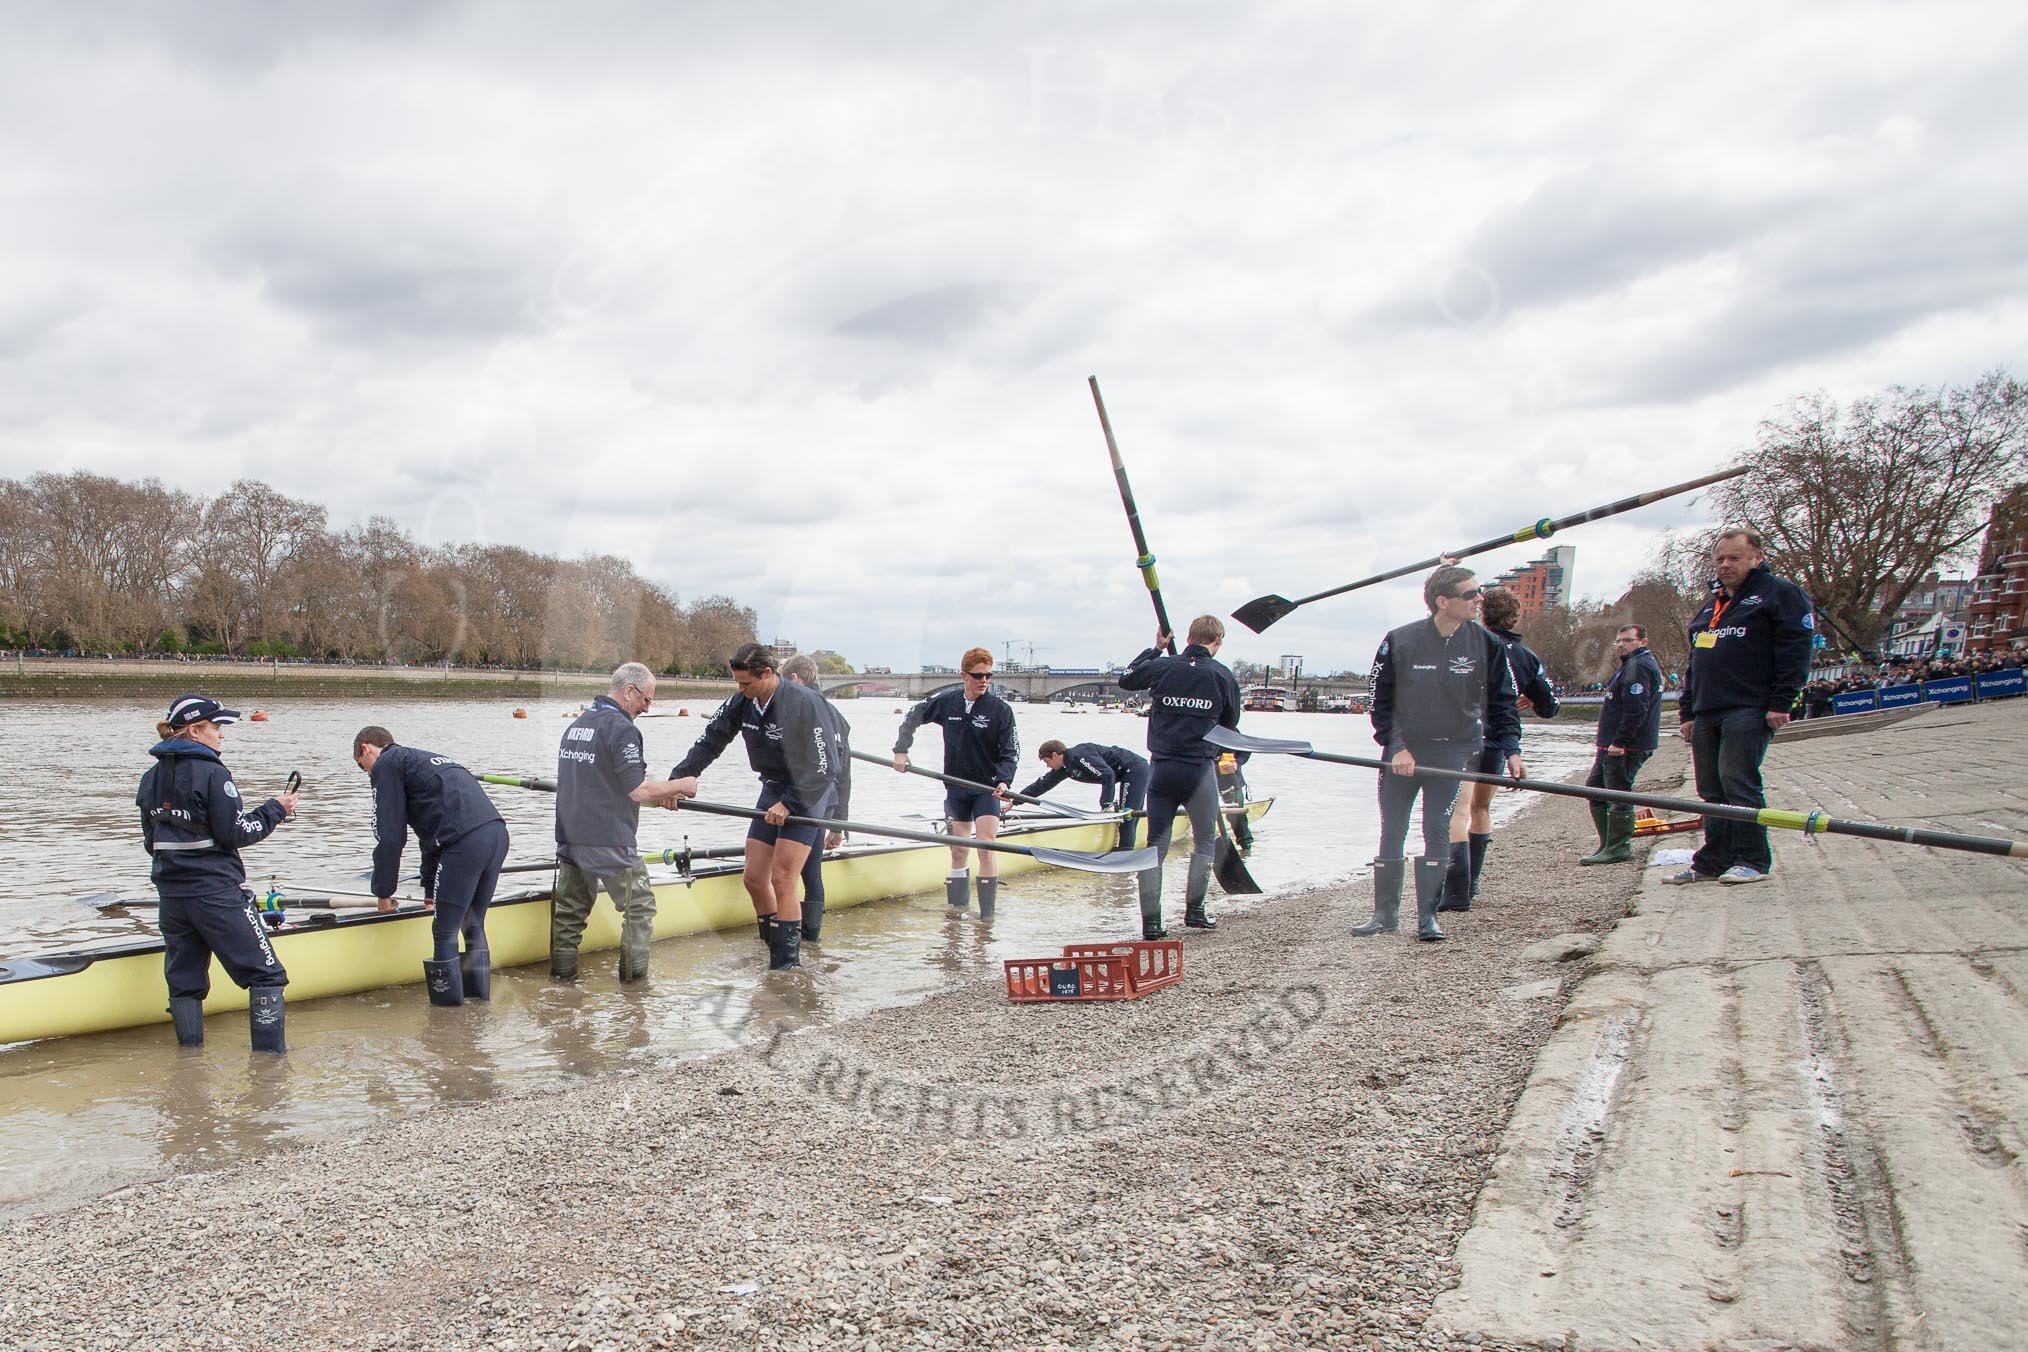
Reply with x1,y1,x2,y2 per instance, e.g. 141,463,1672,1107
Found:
1577,625,1663,865
1669,527,1814,885
893,646,1019,916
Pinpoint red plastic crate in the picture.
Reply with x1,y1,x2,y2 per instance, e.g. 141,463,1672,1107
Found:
1003,940,1184,1002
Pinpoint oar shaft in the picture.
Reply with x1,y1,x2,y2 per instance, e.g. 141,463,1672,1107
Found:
660,798,1058,862
1294,748,2022,859
1287,465,1751,609
1090,376,1176,647
482,773,557,792
849,748,1082,815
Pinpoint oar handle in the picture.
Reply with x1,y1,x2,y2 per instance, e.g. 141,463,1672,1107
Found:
1090,376,1177,649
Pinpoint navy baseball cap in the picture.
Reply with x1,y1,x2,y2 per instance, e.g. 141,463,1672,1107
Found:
165,694,242,729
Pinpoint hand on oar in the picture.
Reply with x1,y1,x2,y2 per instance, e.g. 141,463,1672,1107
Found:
1231,465,1752,633
1204,726,2028,860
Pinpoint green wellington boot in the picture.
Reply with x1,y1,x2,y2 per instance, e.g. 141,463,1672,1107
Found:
1579,807,1636,865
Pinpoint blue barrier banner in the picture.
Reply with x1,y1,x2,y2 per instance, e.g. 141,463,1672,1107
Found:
1977,668,2026,700
1922,676,1974,705
1877,683,1924,709
1832,690,1879,715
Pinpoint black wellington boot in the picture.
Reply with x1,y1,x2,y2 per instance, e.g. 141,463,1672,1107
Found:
248,987,286,1054
1439,841,1472,912
459,949,492,1001
975,876,999,919
169,995,205,1047
1183,854,1216,929
945,874,971,911
1352,859,1404,936
1467,832,1491,898
618,943,651,983
1137,866,1167,940
801,895,826,943
424,958,465,1007
1414,857,1449,942
766,916,802,971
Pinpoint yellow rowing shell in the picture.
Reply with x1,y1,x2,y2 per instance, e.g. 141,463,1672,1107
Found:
0,801,1271,1045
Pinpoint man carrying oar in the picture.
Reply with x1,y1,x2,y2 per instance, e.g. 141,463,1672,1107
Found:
1118,615,1243,938
893,646,1019,916
670,644,840,970
1362,566,1522,942
1017,740,1151,849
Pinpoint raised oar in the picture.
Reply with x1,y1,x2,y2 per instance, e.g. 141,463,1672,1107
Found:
1230,465,1752,633
1089,374,1259,896
1204,727,2027,860
663,798,1157,874
850,748,1104,820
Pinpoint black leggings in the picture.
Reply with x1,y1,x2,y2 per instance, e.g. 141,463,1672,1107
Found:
431,821,509,961
1376,741,1473,860
1146,758,1220,865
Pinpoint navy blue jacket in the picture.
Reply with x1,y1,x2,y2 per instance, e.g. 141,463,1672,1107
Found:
893,687,1020,787
1598,645,1664,751
1680,565,1815,719
555,695,649,875
1118,644,1242,764
812,692,853,820
1488,625,1559,728
367,744,506,899
1370,618,1521,757
673,679,840,819
137,739,288,898
1018,742,1148,806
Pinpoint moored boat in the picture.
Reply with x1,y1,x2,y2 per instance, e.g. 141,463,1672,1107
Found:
0,800,1273,1046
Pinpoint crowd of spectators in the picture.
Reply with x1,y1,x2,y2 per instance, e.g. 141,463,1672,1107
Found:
1799,648,2025,718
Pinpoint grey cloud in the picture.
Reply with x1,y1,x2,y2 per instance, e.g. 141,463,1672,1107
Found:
6,1,455,73
0,287,91,361
834,283,1031,345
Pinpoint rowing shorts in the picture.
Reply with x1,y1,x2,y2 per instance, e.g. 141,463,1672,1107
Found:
746,780,825,849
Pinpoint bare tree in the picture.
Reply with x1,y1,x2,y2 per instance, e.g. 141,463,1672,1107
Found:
1712,369,2026,655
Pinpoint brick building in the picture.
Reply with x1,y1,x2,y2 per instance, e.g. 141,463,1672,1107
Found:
1968,484,2028,653
1491,545,1575,623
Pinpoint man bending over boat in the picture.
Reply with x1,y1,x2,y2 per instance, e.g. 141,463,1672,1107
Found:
352,728,511,1007
1118,616,1243,938
554,663,691,982
1017,740,1150,849
138,694,298,1052
893,646,1019,916
670,644,838,971
782,654,853,945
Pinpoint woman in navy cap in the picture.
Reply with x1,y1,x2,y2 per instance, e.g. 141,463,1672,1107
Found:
137,693,299,1052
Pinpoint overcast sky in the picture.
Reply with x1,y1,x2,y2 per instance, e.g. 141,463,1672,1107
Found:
3,1,2023,673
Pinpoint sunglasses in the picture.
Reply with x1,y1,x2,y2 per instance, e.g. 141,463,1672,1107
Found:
964,670,992,680
1449,587,1482,601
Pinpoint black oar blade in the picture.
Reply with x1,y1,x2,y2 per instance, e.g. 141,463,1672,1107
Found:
1232,593,1297,634
76,891,132,911
1205,725,1315,756
1030,845,1158,874
1213,835,1263,895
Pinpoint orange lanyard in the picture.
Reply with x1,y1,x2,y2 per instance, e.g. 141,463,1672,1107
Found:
1707,592,1734,629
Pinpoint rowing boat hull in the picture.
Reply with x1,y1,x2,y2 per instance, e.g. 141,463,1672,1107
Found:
0,801,1271,1045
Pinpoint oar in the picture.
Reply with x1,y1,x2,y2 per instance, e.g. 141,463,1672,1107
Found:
850,748,1103,819
482,773,1152,875
663,798,1157,874
1204,727,2027,860
1089,375,1258,896
1230,465,1752,633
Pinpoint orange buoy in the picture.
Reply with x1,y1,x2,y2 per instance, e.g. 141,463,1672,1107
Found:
893,707,903,714
512,708,528,719
249,710,269,722
677,707,689,716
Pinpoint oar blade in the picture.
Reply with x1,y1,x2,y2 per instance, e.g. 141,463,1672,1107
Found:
76,891,133,911
1213,836,1263,894
1205,725,1315,756
1030,845,1159,874
1232,593,1298,634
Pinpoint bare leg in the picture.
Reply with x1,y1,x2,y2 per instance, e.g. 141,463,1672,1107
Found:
767,839,811,923
742,840,777,918
947,819,974,872
973,814,1002,877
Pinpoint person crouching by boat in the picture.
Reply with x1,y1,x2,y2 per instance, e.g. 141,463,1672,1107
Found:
554,663,691,983
1362,567,1522,942
137,694,298,1052
782,653,852,945
1018,740,1151,849
670,644,837,970
351,728,510,1006
893,647,1019,916
1441,585,1558,910
1117,616,1243,938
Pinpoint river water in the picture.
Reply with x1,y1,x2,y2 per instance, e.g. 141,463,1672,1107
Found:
0,695,1598,1217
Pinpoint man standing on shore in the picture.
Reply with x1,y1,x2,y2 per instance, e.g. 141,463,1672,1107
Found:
1118,616,1242,938
1669,527,1814,886
553,662,690,981
1577,625,1663,866
893,647,1019,916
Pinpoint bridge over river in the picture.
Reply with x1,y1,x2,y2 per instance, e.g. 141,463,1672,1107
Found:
819,669,1371,703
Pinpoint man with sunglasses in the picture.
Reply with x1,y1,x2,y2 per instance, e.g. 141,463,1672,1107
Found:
893,647,1019,916
1361,566,1522,942
553,662,691,982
